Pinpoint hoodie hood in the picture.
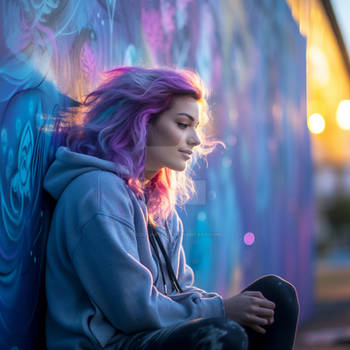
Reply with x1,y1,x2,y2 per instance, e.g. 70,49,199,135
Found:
44,147,130,200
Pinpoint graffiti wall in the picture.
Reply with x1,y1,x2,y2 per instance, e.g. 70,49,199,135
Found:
0,0,313,348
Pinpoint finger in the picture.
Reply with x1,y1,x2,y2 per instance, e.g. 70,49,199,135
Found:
255,307,274,324
257,298,276,309
246,296,276,312
243,291,265,299
249,324,266,334
246,314,270,326
242,292,275,308
256,307,274,318
243,291,276,309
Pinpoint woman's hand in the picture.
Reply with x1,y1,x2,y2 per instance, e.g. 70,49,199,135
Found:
223,291,275,334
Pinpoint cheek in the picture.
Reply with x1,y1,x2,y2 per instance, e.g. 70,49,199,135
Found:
155,124,182,147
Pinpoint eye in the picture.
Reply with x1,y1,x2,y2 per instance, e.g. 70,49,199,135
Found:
177,122,188,129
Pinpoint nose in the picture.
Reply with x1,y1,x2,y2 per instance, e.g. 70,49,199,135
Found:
188,129,201,147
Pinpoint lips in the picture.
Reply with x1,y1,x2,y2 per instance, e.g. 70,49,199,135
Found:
179,149,193,155
179,150,191,160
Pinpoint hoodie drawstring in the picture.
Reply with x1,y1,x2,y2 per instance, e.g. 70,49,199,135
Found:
148,222,184,295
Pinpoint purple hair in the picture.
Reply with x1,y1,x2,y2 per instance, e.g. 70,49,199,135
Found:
65,66,223,224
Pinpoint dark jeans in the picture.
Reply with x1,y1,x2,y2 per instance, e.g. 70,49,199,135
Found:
110,275,299,350
241,274,299,349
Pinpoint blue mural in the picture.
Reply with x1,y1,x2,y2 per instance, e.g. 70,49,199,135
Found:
0,0,313,348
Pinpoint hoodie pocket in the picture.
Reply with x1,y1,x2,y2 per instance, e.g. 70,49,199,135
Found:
87,299,117,348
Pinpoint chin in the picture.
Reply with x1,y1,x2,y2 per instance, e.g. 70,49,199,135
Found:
167,161,187,172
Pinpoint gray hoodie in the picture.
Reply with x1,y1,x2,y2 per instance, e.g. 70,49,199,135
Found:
44,146,225,349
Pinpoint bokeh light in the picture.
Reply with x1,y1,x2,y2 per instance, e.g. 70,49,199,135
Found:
307,113,326,134
244,232,255,246
197,211,207,221
336,100,350,130
307,46,330,86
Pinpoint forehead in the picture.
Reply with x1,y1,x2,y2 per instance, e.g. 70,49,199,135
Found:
169,96,200,118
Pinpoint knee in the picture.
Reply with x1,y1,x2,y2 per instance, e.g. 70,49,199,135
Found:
259,275,296,294
260,275,299,312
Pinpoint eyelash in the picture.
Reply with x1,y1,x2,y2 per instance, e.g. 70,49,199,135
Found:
177,122,189,129
177,122,200,130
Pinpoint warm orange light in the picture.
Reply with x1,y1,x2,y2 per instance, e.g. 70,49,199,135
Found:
307,113,326,134
336,100,350,130
308,46,330,86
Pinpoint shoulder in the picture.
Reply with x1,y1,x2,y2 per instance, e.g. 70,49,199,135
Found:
66,169,130,199
60,170,135,222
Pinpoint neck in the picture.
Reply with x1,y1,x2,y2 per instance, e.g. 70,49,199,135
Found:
143,168,161,183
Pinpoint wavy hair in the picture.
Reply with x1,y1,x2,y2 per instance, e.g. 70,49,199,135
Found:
65,66,224,225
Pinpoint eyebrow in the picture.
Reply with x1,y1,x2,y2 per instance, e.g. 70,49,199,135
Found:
177,113,200,127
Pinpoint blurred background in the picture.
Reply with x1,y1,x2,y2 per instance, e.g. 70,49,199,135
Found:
0,0,349,349
287,0,350,349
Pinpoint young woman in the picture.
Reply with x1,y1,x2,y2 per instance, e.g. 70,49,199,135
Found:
44,66,299,350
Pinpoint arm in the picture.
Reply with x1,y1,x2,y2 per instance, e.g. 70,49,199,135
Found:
170,212,226,312
71,213,224,335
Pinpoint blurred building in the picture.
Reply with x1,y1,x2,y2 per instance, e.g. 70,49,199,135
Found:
287,0,350,252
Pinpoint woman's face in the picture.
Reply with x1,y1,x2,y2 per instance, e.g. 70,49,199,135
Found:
145,96,201,179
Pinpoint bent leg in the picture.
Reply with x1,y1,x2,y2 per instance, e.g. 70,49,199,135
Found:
156,317,249,350
109,317,249,350
242,274,299,350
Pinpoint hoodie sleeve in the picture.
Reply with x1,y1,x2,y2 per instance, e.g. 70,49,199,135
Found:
170,216,225,317
71,212,224,335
